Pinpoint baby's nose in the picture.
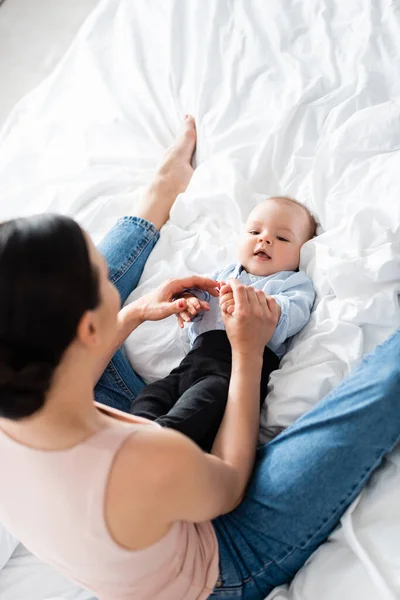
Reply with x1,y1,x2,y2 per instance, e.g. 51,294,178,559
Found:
259,232,272,244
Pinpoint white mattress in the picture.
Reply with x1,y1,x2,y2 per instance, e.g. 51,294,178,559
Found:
0,0,400,599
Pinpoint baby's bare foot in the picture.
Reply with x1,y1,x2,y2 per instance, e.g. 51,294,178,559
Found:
135,116,197,229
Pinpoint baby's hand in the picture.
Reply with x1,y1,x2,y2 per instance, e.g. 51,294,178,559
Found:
176,293,210,329
219,282,235,314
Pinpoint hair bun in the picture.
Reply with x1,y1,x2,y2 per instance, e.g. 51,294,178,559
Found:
0,361,54,420
0,362,53,390
0,363,17,387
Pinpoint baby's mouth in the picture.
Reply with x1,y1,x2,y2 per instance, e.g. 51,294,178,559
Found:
254,250,271,260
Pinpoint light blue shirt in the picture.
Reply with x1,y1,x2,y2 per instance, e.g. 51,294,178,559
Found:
186,263,315,358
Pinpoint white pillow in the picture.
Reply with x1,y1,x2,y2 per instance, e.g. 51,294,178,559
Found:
0,523,18,571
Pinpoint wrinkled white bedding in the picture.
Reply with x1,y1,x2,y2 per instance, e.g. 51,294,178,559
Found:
0,0,400,598
0,542,95,600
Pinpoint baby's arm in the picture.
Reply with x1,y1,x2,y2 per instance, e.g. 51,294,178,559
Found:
266,273,315,349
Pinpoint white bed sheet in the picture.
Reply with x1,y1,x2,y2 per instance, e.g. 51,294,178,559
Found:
0,0,400,598
0,524,18,572
0,544,95,600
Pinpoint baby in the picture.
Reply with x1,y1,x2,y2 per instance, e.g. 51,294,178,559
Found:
132,196,316,450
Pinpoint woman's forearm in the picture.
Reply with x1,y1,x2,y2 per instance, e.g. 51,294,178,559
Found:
93,303,144,385
211,351,263,509
114,304,144,348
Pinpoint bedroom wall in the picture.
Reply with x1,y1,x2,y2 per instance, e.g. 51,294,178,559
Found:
0,0,99,126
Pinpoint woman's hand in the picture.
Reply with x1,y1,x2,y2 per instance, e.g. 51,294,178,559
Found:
220,280,280,357
132,276,219,323
220,283,282,321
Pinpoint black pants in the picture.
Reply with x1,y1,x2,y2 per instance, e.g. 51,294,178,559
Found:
131,330,280,451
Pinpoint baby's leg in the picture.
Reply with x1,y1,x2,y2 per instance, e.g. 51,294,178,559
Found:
260,347,280,404
156,375,230,452
133,331,232,450
130,372,181,421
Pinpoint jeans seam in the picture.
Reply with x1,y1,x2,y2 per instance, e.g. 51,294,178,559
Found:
110,219,159,287
107,360,136,400
118,216,159,234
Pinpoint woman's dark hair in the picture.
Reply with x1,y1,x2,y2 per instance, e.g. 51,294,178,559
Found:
0,214,100,421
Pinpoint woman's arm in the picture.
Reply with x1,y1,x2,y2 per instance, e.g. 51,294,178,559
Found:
105,281,281,552
168,282,280,514
209,282,281,499
209,281,280,507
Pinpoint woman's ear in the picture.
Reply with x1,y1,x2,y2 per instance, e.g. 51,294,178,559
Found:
76,311,100,348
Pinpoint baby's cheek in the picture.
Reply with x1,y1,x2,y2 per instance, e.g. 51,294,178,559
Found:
237,238,251,261
290,247,301,269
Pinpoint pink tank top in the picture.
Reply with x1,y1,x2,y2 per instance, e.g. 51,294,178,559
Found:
0,416,219,600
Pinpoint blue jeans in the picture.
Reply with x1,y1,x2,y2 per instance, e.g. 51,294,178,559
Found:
94,217,159,411
96,217,400,600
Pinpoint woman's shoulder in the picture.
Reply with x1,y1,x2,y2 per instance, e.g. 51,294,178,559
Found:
95,402,161,428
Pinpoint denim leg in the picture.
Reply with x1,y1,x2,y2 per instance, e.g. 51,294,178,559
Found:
211,329,400,599
97,216,160,304
94,217,160,413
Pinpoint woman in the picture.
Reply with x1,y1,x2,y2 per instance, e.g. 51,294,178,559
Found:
0,116,399,600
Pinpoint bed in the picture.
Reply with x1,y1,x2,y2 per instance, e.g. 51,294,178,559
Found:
0,0,400,598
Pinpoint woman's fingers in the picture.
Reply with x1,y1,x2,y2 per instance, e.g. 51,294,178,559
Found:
222,281,280,356
265,295,281,323
255,289,270,313
168,276,220,298
228,279,250,313
265,294,275,310
245,286,260,313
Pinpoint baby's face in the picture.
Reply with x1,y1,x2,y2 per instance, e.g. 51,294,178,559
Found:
238,198,312,276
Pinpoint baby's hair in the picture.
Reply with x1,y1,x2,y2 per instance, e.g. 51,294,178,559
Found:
267,195,317,240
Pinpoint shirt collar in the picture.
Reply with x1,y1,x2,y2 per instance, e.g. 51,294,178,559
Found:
233,263,243,278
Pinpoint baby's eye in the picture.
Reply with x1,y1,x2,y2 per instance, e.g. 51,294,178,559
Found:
249,230,259,236
277,235,289,242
